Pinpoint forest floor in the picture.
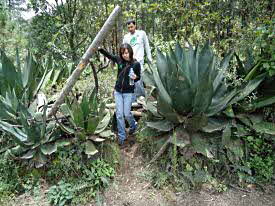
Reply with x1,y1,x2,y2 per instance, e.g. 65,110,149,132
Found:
6,136,275,206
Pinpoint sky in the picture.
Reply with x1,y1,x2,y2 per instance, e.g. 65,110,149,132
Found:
21,0,65,20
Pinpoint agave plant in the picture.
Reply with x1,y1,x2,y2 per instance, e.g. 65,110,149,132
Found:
0,50,69,167
143,42,268,162
59,89,114,156
144,42,265,132
0,104,69,168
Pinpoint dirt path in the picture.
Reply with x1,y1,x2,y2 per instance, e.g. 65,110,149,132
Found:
92,142,275,206
99,143,175,206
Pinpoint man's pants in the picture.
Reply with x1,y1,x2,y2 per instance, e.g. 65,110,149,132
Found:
114,91,137,143
133,63,145,102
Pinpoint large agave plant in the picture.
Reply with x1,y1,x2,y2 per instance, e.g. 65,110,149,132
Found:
60,89,114,156
0,50,69,167
143,42,270,163
143,42,265,131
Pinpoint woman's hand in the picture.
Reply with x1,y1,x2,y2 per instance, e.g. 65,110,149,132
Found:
130,74,137,80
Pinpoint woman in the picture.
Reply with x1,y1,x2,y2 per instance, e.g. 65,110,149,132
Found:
98,43,141,145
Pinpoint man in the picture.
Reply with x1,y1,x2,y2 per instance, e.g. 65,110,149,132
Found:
123,19,152,98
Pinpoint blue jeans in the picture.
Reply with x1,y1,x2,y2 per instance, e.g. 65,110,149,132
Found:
114,91,137,143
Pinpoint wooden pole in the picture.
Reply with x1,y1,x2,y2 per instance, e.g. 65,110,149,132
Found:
47,6,121,118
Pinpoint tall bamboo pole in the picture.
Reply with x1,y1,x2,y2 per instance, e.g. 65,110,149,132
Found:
47,6,121,118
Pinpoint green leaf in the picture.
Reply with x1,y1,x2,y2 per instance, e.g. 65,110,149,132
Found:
222,125,231,146
253,122,275,135
213,51,233,92
201,117,228,132
80,92,90,121
186,114,208,131
40,68,54,90
143,65,156,87
72,103,84,128
230,74,265,104
191,133,214,159
156,50,169,88
21,149,36,159
207,89,237,116
99,130,114,138
223,105,235,118
0,120,28,146
85,140,98,155
46,121,56,134
236,114,252,127
34,152,47,168
52,67,63,85
89,135,105,142
60,103,76,126
153,64,172,107
22,51,33,88
94,110,111,134
146,119,174,131
246,95,275,110
40,143,57,155
235,124,250,137
168,127,191,148
34,65,50,95
0,50,20,91
19,112,41,144
56,139,71,147
59,123,76,134
145,101,162,118
87,116,100,134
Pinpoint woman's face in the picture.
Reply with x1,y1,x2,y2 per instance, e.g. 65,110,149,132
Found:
122,49,130,61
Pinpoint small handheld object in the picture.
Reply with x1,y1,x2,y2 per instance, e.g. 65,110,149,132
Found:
129,68,135,86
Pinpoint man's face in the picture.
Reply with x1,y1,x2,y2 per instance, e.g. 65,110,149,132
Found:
127,23,136,34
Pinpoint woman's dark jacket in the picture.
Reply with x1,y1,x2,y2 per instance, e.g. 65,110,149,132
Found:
98,49,141,93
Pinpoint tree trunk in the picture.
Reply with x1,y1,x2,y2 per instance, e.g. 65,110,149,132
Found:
47,5,121,118
117,5,123,52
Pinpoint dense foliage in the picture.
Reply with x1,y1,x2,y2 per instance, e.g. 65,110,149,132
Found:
0,0,274,204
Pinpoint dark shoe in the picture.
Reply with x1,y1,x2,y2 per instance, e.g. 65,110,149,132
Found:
129,128,136,135
118,139,124,145
118,141,127,149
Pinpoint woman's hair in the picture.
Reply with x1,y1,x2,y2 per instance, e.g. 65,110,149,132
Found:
119,43,134,63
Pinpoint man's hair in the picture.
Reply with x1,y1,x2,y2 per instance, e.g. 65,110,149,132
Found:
126,19,136,25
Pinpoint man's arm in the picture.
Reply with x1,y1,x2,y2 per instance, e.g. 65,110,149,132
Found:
143,31,152,63
122,34,128,44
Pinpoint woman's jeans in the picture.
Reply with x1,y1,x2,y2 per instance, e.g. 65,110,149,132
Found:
114,91,137,143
